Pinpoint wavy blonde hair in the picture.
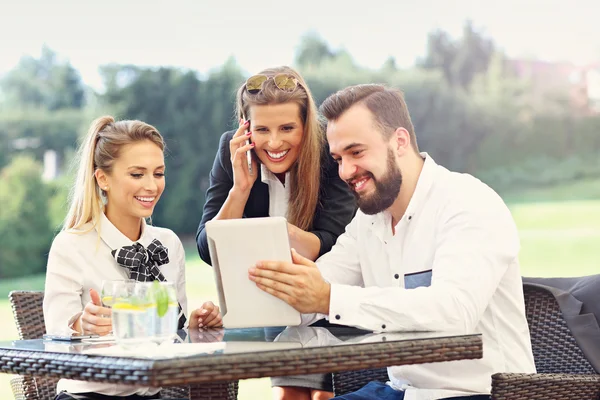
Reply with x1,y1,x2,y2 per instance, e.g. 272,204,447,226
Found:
64,116,165,231
235,66,323,231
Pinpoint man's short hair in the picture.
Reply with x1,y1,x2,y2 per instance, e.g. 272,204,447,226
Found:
319,84,418,151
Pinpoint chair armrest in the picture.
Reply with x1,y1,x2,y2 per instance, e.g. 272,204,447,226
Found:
10,376,27,400
332,368,389,396
491,372,600,400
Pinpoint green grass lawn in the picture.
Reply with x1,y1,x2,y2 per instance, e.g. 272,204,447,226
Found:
511,200,600,277
1,197,599,399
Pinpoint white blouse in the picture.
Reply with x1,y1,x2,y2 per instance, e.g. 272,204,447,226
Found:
260,163,290,218
43,212,188,396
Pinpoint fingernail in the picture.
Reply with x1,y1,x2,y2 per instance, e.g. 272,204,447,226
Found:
244,120,250,126
250,143,255,147
248,267,256,274
246,131,252,136
200,309,208,315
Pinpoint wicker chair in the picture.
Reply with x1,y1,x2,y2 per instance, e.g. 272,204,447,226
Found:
331,367,388,395
491,284,600,399
332,283,600,398
8,290,238,400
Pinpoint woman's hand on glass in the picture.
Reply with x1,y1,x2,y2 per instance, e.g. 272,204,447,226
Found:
79,288,113,336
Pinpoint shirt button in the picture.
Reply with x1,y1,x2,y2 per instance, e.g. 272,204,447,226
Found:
335,315,341,320
394,274,399,279
408,216,412,220
381,324,386,329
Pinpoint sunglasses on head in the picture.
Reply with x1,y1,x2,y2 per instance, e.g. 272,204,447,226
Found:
245,73,299,94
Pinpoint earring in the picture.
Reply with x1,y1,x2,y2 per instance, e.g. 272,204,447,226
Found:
103,186,108,191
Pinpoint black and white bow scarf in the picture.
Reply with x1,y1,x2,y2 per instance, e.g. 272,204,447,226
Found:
111,239,187,329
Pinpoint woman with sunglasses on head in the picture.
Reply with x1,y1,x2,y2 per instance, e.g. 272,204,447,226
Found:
43,116,223,400
196,66,357,400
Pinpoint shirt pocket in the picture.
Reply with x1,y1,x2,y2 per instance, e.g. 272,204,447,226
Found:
404,269,432,289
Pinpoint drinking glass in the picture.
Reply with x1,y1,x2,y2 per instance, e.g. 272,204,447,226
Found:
151,282,179,344
111,281,154,347
100,280,128,309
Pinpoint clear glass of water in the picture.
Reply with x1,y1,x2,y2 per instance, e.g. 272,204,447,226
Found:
111,281,178,347
111,281,155,347
101,280,128,309
152,282,179,344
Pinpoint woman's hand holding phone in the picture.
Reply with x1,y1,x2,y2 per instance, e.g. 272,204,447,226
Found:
229,119,258,195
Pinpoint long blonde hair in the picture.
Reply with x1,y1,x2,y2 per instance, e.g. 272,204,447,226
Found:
235,66,323,231
64,116,165,231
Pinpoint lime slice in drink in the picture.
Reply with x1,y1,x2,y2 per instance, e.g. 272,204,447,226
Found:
150,280,169,318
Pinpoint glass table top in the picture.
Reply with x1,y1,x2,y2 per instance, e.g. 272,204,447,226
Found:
0,325,477,360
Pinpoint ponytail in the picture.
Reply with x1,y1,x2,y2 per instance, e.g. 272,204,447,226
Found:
63,116,114,231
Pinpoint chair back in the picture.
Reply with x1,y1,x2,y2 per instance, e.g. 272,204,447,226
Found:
523,284,596,374
492,283,600,400
9,291,58,400
9,291,47,340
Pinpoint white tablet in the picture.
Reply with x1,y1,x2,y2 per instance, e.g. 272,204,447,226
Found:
205,216,302,329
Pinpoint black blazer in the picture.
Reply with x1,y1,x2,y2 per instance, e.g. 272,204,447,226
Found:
196,130,357,265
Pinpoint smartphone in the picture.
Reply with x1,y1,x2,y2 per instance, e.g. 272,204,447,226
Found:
242,114,253,175
43,334,99,341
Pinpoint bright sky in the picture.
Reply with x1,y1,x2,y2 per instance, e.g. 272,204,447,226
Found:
1,0,598,90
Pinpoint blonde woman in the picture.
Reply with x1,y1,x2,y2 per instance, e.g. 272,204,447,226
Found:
196,66,357,400
44,116,222,400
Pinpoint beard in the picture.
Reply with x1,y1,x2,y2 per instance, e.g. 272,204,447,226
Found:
348,148,402,215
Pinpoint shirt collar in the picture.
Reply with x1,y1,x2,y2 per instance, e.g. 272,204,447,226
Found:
403,152,437,221
97,212,152,251
260,163,290,186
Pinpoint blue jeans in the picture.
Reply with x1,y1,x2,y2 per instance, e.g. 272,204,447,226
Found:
332,382,491,400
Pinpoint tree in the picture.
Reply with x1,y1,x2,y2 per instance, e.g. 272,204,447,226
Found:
418,20,495,91
0,109,86,171
418,29,456,85
381,57,398,74
294,32,335,70
0,156,54,278
0,45,86,110
451,20,495,90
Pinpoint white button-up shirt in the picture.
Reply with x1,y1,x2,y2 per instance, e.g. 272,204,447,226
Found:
314,153,536,400
261,163,290,218
43,212,188,397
